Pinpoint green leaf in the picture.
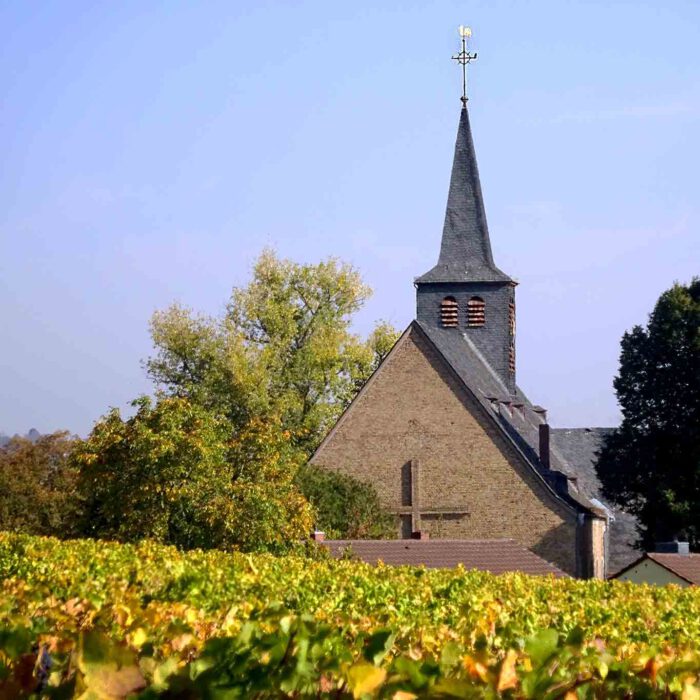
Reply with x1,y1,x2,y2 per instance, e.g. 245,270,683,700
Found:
152,657,180,690
440,642,461,671
0,628,33,660
363,629,395,665
525,628,559,667
565,626,585,648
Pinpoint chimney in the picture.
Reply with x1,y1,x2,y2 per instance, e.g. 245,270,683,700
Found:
538,423,551,470
311,530,325,542
411,531,429,540
654,539,690,555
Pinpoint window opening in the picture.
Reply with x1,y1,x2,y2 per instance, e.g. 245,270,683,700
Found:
440,296,459,328
466,297,485,327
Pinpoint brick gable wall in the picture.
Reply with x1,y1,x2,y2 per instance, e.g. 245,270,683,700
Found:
312,326,578,575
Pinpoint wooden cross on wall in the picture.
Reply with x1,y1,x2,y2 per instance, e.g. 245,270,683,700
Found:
394,459,470,535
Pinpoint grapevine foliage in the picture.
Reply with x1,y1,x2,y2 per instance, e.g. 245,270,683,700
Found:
1,533,700,698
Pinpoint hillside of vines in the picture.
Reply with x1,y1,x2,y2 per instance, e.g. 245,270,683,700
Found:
1,533,700,698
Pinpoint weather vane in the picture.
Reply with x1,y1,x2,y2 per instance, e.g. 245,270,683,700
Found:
452,25,477,105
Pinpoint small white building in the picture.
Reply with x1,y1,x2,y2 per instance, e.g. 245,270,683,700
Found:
613,542,699,587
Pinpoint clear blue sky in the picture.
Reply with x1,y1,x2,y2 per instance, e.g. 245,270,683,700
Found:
1,0,698,436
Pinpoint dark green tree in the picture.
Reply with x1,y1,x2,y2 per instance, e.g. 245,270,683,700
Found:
295,464,396,539
596,278,700,550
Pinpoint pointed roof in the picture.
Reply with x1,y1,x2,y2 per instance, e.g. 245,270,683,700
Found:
416,107,511,284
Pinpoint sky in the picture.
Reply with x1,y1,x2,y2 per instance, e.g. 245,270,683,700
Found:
1,0,698,437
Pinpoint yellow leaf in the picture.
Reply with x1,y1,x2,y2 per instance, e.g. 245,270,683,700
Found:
683,679,700,700
564,691,578,700
497,649,519,692
463,655,490,683
83,665,146,699
113,604,133,627
393,692,418,700
347,663,387,698
130,628,148,649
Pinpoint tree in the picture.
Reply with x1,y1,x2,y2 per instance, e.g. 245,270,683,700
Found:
145,249,400,541
72,396,313,552
224,417,315,552
295,465,396,539
0,431,80,537
596,278,700,550
147,249,400,451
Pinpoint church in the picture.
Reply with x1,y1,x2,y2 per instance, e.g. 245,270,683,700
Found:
311,44,638,579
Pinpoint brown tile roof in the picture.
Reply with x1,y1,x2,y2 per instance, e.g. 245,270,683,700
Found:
644,553,700,585
323,539,568,577
612,552,700,584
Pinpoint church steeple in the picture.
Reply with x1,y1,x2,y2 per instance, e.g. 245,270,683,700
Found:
416,106,511,284
415,29,517,393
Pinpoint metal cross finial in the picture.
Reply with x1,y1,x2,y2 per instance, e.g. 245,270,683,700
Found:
452,25,477,105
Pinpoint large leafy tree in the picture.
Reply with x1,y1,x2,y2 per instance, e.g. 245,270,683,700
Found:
0,431,80,537
147,249,399,451
73,396,313,552
75,250,400,547
145,250,400,540
596,278,700,550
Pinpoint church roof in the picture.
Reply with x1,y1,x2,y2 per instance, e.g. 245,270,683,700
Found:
413,321,602,517
551,428,640,573
416,107,511,284
323,538,568,577
415,320,639,568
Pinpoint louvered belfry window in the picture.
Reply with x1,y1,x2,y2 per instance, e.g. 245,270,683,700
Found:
440,296,459,327
509,301,516,335
508,300,516,372
466,297,485,327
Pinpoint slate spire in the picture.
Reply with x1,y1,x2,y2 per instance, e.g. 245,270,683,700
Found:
417,107,511,284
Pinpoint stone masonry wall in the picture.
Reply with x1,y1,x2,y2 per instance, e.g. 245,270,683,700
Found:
312,327,578,575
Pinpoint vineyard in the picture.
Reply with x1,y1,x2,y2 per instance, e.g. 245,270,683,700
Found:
1,533,700,697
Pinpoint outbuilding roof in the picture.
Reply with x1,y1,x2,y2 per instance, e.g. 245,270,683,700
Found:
323,538,568,577
613,552,700,585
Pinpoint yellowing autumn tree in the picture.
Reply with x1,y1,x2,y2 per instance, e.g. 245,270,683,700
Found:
72,250,398,547
147,249,399,451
